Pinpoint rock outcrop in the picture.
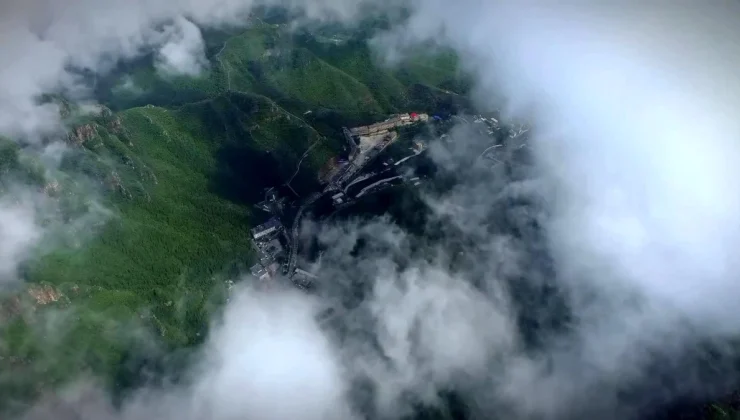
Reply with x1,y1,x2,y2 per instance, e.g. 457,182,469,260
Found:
68,124,97,146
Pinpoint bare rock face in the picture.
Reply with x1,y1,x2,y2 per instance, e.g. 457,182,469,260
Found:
107,116,123,134
107,171,132,199
43,180,61,196
27,285,62,306
68,124,98,146
0,295,23,321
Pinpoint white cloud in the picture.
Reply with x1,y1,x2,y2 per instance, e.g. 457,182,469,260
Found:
21,284,358,420
7,1,740,419
183,286,355,420
0,0,391,141
377,1,740,416
0,195,42,284
155,17,209,77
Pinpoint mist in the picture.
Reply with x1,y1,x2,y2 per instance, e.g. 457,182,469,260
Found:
0,195,41,285
154,17,210,77
378,1,740,417
0,0,387,141
4,1,740,419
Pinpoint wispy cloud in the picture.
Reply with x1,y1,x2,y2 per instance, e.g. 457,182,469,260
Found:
155,17,210,77
0,193,42,284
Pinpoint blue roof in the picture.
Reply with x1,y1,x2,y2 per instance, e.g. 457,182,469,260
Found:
252,217,282,233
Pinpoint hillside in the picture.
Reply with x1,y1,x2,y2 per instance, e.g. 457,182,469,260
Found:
96,22,466,116
0,20,466,409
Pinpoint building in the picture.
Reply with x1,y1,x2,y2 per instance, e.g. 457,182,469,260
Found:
250,263,270,281
347,113,428,143
409,112,429,122
259,256,272,267
295,268,317,279
342,127,359,157
251,217,283,241
259,238,285,260
412,140,426,153
293,267,317,288
267,263,280,278
331,192,346,205
255,188,287,216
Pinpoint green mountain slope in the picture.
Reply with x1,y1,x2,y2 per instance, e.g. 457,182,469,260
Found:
216,23,384,116
28,89,338,334
0,20,468,408
98,22,466,117
0,94,346,403
18,19,738,420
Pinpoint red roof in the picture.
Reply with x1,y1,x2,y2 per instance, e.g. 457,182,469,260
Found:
410,112,418,118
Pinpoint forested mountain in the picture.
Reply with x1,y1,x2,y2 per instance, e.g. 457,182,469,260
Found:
0,18,466,407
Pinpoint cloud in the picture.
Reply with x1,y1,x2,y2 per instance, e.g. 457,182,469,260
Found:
0,174,112,290
0,0,271,288
181,285,355,420
0,0,394,141
155,17,209,77
0,0,259,141
19,284,357,420
371,1,740,417
6,1,740,419
0,194,42,284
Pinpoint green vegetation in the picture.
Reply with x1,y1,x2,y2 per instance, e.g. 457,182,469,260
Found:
97,21,466,118
0,15,734,420
0,18,467,410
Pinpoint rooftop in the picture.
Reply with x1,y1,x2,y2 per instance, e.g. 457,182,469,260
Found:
251,217,283,240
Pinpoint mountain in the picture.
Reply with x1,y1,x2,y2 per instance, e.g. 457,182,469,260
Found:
0,19,467,409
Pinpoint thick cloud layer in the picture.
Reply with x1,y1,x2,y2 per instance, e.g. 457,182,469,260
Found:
380,1,740,417
185,287,354,420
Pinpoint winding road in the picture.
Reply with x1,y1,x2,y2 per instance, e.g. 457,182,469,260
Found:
287,192,323,277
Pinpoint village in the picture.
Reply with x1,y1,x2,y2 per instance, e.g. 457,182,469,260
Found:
244,110,529,291
247,112,431,289
243,110,528,292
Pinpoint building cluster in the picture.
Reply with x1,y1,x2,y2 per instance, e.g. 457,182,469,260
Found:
334,131,397,186
469,114,501,137
246,111,433,290
250,217,286,281
348,112,429,138
293,268,317,289
329,112,430,190
251,217,283,241
470,113,527,139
